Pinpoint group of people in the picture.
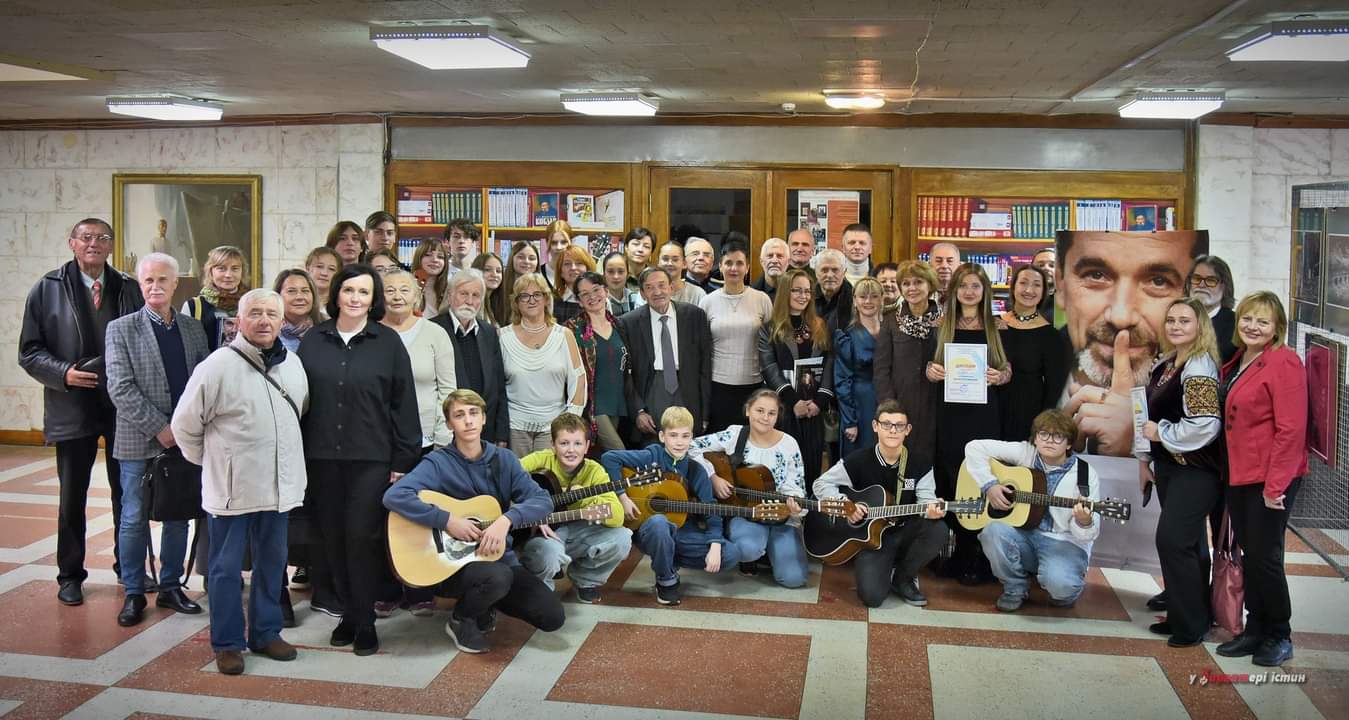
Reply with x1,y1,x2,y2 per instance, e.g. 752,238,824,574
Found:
19,213,1307,676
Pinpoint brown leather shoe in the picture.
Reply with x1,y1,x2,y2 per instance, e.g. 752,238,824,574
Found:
249,638,297,662
215,651,244,675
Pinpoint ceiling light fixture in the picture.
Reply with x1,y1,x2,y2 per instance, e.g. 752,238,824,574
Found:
561,92,659,116
1118,91,1224,119
106,95,223,121
1227,20,1349,62
823,91,886,110
369,24,529,69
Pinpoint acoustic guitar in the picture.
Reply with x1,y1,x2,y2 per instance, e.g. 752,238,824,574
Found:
622,474,789,531
701,450,853,518
954,458,1132,531
530,464,663,505
389,491,612,588
803,485,984,565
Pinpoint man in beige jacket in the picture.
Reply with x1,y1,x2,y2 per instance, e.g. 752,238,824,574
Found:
172,288,309,676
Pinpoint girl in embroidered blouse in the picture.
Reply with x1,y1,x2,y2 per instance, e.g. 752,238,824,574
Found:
690,389,808,587
1136,296,1223,648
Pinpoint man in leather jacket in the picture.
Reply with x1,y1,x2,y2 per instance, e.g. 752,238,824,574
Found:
19,218,143,606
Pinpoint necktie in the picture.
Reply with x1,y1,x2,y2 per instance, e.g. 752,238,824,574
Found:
91,280,102,310
660,314,677,394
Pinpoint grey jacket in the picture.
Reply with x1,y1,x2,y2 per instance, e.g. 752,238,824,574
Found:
105,308,210,460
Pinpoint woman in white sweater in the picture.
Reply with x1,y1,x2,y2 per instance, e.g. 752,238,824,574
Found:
380,271,455,450
699,239,774,432
500,272,587,455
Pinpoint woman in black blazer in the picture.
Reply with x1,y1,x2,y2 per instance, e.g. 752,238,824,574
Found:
297,263,422,658
757,268,834,484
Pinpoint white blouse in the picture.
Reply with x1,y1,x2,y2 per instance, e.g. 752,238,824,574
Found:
499,323,586,432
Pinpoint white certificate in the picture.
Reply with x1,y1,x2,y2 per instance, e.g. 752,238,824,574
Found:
944,343,988,404
1130,386,1151,454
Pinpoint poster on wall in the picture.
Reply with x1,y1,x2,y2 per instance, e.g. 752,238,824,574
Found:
1050,230,1211,573
1305,334,1341,468
1322,208,1349,334
797,190,860,254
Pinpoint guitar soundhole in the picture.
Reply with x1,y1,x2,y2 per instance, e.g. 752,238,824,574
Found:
987,486,1014,520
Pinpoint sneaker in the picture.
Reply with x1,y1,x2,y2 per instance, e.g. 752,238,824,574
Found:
445,614,490,654
891,576,928,607
576,586,602,604
655,582,682,606
1216,633,1264,658
1252,638,1294,667
995,592,1025,613
738,562,759,577
410,601,436,617
477,609,498,634
373,600,400,618
310,599,344,618
289,566,310,591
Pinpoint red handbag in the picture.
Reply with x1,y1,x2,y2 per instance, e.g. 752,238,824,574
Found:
1211,509,1244,636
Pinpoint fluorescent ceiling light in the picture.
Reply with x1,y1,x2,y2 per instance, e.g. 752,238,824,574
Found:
106,95,223,121
823,91,886,110
370,24,529,69
1227,20,1349,62
561,93,658,116
1118,91,1224,119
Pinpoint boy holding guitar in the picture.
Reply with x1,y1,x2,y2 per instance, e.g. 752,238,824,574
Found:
964,409,1100,612
384,390,564,654
813,400,949,608
518,413,633,604
600,406,742,606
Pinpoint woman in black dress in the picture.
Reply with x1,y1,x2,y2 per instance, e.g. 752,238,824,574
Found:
758,269,834,484
998,264,1069,440
874,260,943,470
926,263,1012,584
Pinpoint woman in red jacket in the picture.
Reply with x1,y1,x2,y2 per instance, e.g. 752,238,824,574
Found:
1215,291,1307,668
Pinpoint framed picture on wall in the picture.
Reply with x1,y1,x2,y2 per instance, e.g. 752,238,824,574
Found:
112,174,263,307
1305,334,1342,468
1323,210,1349,334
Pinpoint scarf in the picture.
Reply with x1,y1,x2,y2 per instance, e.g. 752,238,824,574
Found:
280,318,312,345
896,302,942,340
200,286,243,314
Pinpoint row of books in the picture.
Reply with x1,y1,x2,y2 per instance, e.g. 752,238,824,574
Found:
918,251,1035,287
1008,203,1070,239
489,187,532,228
394,188,482,225
1074,199,1125,231
917,196,977,237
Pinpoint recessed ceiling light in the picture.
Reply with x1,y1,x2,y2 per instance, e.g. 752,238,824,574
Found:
561,92,659,116
823,91,886,110
1227,20,1349,62
369,24,529,69
1118,91,1224,119
106,95,223,121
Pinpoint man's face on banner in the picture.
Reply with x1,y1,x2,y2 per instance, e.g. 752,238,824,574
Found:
1060,232,1198,387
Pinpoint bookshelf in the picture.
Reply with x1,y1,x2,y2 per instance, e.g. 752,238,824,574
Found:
902,168,1190,308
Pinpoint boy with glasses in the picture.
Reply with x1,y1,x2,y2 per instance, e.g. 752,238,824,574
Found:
963,409,1101,612
813,400,949,608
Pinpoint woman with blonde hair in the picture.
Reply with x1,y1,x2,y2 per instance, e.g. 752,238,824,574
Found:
410,238,448,317
757,268,834,483
183,245,250,350
835,277,884,457
1137,296,1222,647
875,260,944,468
926,262,1011,584
304,246,342,317
549,244,596,325
499,272,588,455
471,251,506,324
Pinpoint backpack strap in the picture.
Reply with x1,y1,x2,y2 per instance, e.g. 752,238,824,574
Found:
1075,456,1090,498
729,424,752,468
188,296,203,320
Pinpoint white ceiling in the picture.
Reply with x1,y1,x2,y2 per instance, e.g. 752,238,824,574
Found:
0,0,1346,120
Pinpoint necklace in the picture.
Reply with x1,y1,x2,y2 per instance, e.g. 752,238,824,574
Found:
1013,308,1039,322
957,315,981,330
519,321,549,333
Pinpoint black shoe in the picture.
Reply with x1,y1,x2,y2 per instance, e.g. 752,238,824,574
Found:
891,576,928,607
156,588,202,615
1147,591,1168,612
1252,638,1293,667
280,588,296,629
1168,635,1205,648
1149,621,1173,636
477,609,497,634
576,586,602,604
330,620,356,647
289,566,310,591
117,594,147,627
738,562,759,577
352,625,378,656
655,582,682,606
57,580,84,606
310,599,345,618
446,614,489,653
1216,633,1265,658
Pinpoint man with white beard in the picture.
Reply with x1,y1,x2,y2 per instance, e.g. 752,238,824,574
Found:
430,269,510,447
1185,255,1237,363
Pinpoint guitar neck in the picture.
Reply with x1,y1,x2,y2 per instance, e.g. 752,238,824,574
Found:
866,502,932,519
1011,491,1098,512
553,478,629,507
733,487,815,509
648,498,760,518
493,508,594,530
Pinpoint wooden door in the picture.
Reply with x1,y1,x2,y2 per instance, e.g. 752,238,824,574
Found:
769,168,895,266
648,167,769,277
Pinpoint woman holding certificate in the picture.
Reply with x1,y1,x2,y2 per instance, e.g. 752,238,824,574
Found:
758,268,835,484
926,263,1012,584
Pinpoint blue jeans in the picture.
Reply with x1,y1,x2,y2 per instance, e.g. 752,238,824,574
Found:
207,511,288,652
979,523,1089,603
728,517,808,588
116,458,189,594
633,515,741,586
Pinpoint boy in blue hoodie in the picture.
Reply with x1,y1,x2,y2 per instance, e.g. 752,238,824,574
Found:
383,389,563,654
600,406,740,606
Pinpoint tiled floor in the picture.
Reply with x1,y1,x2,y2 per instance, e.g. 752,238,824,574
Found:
0,445,1345,719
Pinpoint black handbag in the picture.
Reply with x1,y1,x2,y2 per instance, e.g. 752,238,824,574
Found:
142,447,204,522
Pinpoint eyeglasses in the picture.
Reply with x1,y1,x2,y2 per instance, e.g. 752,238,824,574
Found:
1035,431,1069,444
74,233,113,244
876,421,911,433
1189,276,1222,289
517,292,547,303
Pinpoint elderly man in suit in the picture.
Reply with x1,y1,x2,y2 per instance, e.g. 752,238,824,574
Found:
105,252,211,627
618,267,713,438
431,269,511,446
20,217,144,606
